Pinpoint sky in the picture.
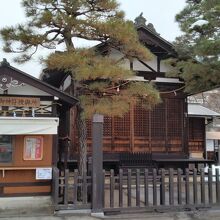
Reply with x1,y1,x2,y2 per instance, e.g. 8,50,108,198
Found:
0,0,186,78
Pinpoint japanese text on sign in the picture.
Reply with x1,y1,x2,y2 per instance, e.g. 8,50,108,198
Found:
36,168,52,180
0,97,40,107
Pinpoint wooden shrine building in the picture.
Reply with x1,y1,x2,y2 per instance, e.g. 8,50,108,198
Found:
41,15,214,170
0,59,77,197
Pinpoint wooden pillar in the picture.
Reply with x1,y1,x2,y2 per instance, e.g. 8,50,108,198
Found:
52,102,59,166
204,118,207,160
184,98,189,155
218,146,220,165
52,135,59,166
157,56,161,72
92,114,104,214
64,107,70,170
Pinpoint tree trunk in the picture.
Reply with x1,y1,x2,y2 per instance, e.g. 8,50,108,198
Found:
76,105,87,176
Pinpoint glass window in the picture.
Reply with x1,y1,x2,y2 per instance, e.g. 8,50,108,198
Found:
0,135,13,163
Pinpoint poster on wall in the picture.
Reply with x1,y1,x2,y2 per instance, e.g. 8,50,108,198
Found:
23,136,43,160
36,167,52,180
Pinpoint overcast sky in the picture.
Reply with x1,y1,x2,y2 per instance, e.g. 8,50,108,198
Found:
0,0,186,78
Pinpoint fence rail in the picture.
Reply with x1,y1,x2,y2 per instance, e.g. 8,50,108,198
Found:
103,168,220,212
52,167,220,212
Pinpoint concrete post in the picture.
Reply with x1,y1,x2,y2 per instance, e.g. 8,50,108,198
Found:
91,114,104,216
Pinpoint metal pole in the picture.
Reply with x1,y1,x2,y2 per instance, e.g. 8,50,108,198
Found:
92,114,104,215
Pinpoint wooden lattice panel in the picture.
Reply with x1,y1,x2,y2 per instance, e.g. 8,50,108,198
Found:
189,118,205,140
102,137,112,152
167,99,184,153
188,118,205,152
151,102,166,138
114,113,130,137
134,103,149,137
113,112,130,151
70,96,187,157
103,117,112,136
167,99,183,137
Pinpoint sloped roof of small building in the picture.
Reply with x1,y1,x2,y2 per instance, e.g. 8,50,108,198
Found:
188,103,220,118
0,58,78,106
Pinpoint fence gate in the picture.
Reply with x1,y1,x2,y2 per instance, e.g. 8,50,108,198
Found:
52,167,92,211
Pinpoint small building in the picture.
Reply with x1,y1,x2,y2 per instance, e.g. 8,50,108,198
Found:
40,15,214,170
0,59,77,197
188,103,220,161
206,121,220,161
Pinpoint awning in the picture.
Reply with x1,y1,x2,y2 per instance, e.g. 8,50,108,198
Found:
0,117,59,135
206,131,220,140
188,103,220,118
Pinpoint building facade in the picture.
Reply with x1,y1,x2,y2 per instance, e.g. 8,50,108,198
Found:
0,59,77,196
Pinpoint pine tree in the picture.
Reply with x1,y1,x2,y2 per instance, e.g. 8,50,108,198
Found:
0,0,160,176
167,0,220,93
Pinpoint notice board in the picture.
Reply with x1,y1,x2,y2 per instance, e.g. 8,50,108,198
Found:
23,136,43,160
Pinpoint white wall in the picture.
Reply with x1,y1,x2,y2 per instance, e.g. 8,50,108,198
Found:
0,84,50,96
109,48,171,72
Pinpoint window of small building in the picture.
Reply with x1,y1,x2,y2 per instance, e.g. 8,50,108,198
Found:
214,140,220,151
0,135,13,163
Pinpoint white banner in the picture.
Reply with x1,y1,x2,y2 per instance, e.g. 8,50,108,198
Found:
207,132,220,140
0,117,59,135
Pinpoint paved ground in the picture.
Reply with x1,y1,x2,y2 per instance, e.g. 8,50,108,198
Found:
1,210,220,220
2,196,220,220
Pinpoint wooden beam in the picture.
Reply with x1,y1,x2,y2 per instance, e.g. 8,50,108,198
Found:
137,59,157,73
183,99,188,155
157,57,161,72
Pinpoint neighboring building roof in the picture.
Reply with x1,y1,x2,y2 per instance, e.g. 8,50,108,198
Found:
0,59,78,106
188,103,220,118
